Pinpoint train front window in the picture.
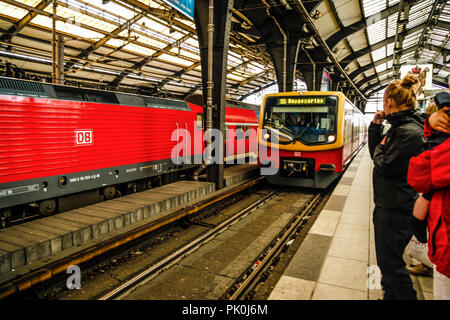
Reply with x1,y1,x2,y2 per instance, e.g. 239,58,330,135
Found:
262,96,338,145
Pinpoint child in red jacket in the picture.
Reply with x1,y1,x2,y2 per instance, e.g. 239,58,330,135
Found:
408,92,450,300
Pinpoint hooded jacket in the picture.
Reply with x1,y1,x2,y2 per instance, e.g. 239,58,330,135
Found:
368,108,426,213
408,137,450,278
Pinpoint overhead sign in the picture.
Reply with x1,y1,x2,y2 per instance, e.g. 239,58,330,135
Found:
163,0,195,19
278,97,326,105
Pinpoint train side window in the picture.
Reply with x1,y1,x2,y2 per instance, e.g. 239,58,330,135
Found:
235,125,245,140
196,114,203,129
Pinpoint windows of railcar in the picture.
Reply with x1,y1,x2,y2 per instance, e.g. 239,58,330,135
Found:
344,101,354,144
225,126,229,142
235,125,245,140
196,114,204,129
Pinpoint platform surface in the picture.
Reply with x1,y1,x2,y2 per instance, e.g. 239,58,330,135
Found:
0,164,258,280
268,145,434,300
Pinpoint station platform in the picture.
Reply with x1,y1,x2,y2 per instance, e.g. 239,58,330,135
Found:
268,145,433,300
0,164,258,282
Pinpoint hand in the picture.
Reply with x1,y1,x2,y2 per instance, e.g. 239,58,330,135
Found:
372,111,386,125
428,107,450,134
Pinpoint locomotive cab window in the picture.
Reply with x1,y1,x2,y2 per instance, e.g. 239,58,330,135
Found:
196,114,203,129
262,96,338,145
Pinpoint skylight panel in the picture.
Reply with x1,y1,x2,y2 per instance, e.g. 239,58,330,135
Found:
158,54,193,67
89,0,136,20
407,0,432,29
367,18,386,45
387,13,397,38
169,47,199,61
371,46,386,62
227,74,246,82
31,15,105,40
362,0,386,18
123,43,156,56
376,64,387,73
0,2,29,19
44,4,117,33
136,34,168,50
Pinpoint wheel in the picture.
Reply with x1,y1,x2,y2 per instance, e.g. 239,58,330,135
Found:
38,199,56,216
103,186,116,200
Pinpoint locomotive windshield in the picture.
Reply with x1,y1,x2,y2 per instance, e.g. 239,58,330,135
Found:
262,95,338,145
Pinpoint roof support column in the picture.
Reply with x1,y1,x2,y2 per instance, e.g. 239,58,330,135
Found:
194,0,234,189
299,49,324,91
267,39,299,92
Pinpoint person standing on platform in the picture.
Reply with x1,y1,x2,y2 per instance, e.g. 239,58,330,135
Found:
368,74,426,300
407,92,450,300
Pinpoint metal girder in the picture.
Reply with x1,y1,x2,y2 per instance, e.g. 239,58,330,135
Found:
349,42,450,83
327,0,365,95
64,12,145,71
364,72,449,95
339,23,425,69
357,69,391,88
194,0,234,189
413,0,447,60
237,0,302,93
325,1,411,50
291,0,367,100
238,80,277,101
0,0,52,42
109,33,192,87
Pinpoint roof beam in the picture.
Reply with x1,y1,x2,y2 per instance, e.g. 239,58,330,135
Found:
0,0,52,42
339,23,425,68
109,33,192,87
292,0,367,100
413,0,446,60
325,1,410,50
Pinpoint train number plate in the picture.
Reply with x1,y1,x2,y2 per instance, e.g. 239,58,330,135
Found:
294,152,301,157
75,129,94,146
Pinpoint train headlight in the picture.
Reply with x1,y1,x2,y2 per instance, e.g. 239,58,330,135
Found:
328,135,336,143
263,133,270,140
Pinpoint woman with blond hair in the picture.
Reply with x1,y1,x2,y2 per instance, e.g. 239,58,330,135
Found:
368,74,426,300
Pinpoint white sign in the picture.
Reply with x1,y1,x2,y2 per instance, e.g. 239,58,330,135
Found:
75,129,93,146
399,64,433,91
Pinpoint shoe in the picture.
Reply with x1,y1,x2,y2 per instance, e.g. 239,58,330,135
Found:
406,263,433,277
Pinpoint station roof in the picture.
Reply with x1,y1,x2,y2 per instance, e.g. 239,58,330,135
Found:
0,0,448,101
312,0,449,95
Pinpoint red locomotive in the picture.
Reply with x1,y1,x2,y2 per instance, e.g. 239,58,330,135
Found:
0,77,258,226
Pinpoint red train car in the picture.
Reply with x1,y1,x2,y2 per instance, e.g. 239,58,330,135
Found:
0,77,258,224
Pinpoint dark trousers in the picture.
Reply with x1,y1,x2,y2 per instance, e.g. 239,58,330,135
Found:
373,206,417,300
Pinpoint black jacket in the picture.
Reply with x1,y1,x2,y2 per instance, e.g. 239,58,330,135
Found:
368,109,426,214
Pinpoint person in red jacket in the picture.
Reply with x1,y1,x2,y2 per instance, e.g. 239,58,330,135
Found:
408,93,450,300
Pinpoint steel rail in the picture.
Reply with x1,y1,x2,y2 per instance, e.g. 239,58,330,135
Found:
98,186,281,300
228,192,322,300
0,177,264,299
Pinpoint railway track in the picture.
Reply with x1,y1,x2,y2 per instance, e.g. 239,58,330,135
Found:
0,177,264,299
94,189,322,300
225,193,321,300
98,188,282,300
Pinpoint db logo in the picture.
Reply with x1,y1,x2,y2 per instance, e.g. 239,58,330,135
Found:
294,152,302,157
75,129,93,146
